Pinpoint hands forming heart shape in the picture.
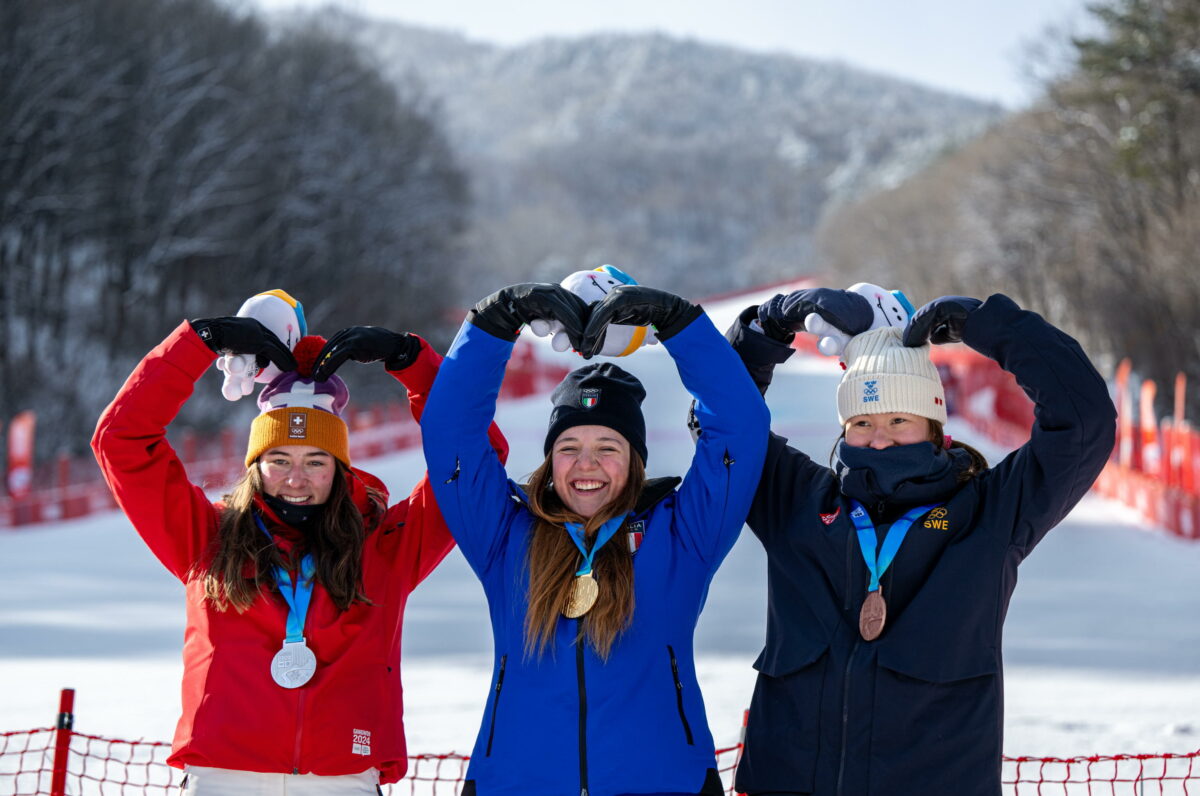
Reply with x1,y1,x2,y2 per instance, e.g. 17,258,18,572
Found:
476,283,702,359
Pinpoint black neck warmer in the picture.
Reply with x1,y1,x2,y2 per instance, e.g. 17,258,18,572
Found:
262,493,326,532
836,441,970,518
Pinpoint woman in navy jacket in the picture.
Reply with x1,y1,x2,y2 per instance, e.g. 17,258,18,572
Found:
727,292,1116,796
420,283,769,796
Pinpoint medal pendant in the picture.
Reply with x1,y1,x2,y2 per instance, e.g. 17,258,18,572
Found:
563,573,599,618
859,590,887,641
271,639,317,688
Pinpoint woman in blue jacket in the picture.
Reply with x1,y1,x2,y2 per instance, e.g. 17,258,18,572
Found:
421,283,769,796
725,292,1116,796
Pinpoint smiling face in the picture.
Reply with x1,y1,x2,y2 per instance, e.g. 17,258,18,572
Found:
258,445,336,506
550,425,632,519
844,412,933,449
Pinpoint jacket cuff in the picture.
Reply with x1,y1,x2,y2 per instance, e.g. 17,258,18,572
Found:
175,321,221,379
387,335,439,389
726,306,795,395
960,293,1023,359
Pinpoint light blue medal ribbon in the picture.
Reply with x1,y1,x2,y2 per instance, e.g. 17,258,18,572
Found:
848,500,942,593
255,514,319,688
563,513,630,576
274,554,316,642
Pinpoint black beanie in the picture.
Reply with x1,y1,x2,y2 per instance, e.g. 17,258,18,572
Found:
544,363,648,464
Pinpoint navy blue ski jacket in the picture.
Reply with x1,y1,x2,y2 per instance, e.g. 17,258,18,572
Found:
421,312,769,796
729,294,1116,796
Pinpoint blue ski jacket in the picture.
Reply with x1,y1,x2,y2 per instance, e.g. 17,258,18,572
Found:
728,294,1116,796
421,312,769,796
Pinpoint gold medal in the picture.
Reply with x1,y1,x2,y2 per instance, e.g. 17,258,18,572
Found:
564,572,599,618
859,589,887,641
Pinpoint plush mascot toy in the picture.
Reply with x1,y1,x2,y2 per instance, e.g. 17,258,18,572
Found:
528,265,658,357
215,289,307,400
806,282,915,357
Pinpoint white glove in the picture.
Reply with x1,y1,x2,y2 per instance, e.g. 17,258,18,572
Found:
803,282,914,358
804,313,854,357
528,318,574,352
216,353,260,400
213,289,306,401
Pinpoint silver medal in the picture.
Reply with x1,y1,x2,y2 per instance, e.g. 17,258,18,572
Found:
270,639,317,688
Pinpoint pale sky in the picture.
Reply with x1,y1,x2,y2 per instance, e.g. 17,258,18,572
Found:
250,0,1094,108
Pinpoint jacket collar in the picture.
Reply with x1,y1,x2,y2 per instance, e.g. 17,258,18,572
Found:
635,476,682,513
253,467,385,536
515,476,682,515
836,441,969,513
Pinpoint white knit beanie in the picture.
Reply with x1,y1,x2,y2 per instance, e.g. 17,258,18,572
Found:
837,327,947,425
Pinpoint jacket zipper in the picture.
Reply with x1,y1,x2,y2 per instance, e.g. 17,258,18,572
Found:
576,621,589,796
837,506,867,795
485,654,507,756
721,450,734,525
835,638,861,796
292,690,306,774
667,645,695,745
843,518,854,611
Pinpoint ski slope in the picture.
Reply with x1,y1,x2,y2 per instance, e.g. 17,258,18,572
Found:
2,304,1198,762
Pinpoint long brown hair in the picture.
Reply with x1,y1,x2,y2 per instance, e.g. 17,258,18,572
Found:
523,453,646,661
830,419,989,482
194,462,382,613
927,420,988,481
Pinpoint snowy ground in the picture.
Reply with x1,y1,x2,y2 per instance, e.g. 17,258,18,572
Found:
2,311,1199,769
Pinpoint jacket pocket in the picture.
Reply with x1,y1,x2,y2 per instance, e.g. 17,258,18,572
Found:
666,645,694,745
738,644,829,794
877,642,997,684
485,654,507,756
872,649,1001,789
752,633,828,678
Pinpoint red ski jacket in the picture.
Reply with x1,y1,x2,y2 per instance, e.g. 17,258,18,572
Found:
92,321,506,784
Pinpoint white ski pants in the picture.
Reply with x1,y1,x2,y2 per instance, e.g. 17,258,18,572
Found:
182,766,379,795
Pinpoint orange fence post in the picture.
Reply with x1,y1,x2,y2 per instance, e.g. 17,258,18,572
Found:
50,687,75,796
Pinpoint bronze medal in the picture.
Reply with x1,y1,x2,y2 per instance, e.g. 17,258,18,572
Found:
859,589,887,641
563,572,599,618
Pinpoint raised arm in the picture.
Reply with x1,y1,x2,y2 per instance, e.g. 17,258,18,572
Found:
582,286,771,565
906,294,1117,556
91,318,293,579
421,284,588,576
312,326,511,582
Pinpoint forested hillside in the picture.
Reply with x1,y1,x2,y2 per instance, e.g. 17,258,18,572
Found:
315,11,1004,295
0,0,466,454
818,0,1199,415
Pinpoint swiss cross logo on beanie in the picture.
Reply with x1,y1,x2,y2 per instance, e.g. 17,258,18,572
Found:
580,388,600,409
245,335,352,467
288,411,308,439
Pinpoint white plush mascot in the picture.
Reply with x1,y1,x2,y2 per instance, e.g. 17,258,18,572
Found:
807,282,915,357
215,289,307,400
529,265,659,357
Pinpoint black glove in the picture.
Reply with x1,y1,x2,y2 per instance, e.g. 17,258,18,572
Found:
312,326,421,380
468,283,589,345
902,296,983,346
189,316,296,372
757,289,874,343
580,285,703,357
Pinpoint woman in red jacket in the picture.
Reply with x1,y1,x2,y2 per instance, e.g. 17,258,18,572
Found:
92,315,505,795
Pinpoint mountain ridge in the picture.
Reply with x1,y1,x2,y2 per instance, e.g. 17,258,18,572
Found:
299,10,1006,293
